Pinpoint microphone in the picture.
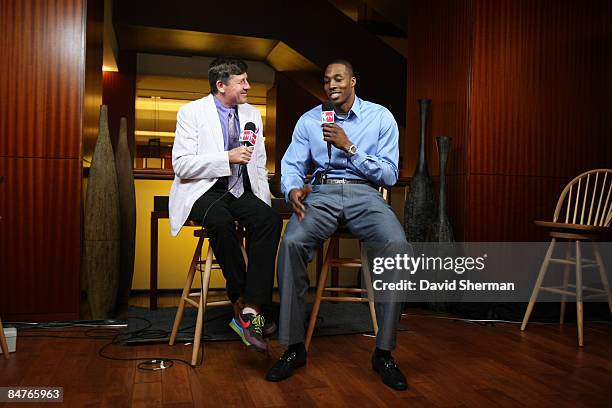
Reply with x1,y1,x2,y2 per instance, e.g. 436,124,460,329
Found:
237,121,257,179
321,101,335,160
239,122,257,147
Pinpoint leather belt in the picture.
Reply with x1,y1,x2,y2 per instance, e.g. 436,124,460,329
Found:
319,178,378,189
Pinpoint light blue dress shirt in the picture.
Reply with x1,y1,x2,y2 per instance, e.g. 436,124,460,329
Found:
281,96,400,200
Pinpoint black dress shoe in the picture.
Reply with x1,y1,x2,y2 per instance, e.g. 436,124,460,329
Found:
372,353,408,391
266,349,307,382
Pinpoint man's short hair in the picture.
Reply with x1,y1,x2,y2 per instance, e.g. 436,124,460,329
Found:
208,57,248,94
326,59,355,77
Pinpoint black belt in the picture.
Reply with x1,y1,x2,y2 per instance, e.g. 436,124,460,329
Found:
318,178,378,189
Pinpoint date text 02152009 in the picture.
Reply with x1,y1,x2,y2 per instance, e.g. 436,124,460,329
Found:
0,387,63,402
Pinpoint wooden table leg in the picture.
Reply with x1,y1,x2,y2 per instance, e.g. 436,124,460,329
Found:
150,212,159,310
0,317,9,359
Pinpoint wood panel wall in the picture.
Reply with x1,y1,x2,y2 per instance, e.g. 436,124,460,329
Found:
467,0,612,241
405,0,611,241
0,158,81,320
102,51,137,158
405,0,474,240
0,0,103,321
0,0,84,158
83,0,104,164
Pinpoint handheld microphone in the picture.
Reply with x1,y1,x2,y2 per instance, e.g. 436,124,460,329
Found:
238,121,257,179
321,101,335,160
239,122,257,147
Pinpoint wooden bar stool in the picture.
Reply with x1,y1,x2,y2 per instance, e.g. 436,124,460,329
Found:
305,231,379,350
169,221,247,365
521,169,612,346
0,317,9,359
305,188,389,350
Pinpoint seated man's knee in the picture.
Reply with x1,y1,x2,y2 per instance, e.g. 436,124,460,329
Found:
387,234,409,247
370,221,410,251
250,208,282,235
203,213,234,232
264,209,283,230
280,225,310,250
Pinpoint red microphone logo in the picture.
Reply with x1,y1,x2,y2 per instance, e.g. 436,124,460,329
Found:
321,110,334,124
239,129,257,146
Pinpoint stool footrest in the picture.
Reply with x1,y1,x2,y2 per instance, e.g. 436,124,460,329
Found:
184,297,200,308
320,296,369,302
187,290,231,299
540,287,574,296
324,287,366,293
541,285,609,296
196,261,221,267
206,300,232,307
329,258,361,267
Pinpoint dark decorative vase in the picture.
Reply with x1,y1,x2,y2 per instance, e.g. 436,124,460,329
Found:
426,136,456,312
85,105,120,319
404,99,435,242
114,117,136,317
428,136,455,242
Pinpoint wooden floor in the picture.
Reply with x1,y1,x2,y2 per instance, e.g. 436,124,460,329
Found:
1,308,611,407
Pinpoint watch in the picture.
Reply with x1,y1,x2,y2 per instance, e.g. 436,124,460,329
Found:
346,144,358,157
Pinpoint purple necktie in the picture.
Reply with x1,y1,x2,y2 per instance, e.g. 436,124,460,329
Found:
227,111,244,198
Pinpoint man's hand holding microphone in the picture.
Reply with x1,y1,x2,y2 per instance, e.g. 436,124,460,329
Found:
228,145,253,164
229,121,257,164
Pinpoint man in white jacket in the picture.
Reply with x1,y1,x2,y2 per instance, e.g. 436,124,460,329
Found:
169,57,281,352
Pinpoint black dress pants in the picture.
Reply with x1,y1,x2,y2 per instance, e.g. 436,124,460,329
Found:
189,179,282,305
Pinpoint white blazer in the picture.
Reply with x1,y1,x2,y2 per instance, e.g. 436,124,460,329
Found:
169,94,271,236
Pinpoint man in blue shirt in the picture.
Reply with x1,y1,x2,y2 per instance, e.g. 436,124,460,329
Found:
266,60,410,391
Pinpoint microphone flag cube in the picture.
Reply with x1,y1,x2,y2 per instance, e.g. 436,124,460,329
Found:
239,129,257,146
321,110,334,124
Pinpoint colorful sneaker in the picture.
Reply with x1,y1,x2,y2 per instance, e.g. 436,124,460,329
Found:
229,313,267,352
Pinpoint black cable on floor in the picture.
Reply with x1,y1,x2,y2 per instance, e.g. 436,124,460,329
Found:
12,314,233,370
97,317,194,369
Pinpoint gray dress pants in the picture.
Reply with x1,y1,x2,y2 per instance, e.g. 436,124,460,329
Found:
277,184,411,351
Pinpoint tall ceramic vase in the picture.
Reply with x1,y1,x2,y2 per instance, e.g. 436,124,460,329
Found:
428,136,454,242
84,105,120,319
404,99,435,242
114,117,136,317
427,136,456,312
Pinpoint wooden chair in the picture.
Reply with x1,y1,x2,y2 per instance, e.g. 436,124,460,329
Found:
521,169,612,346
169,221,247,365
305,188,390,350
0,317,9,359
